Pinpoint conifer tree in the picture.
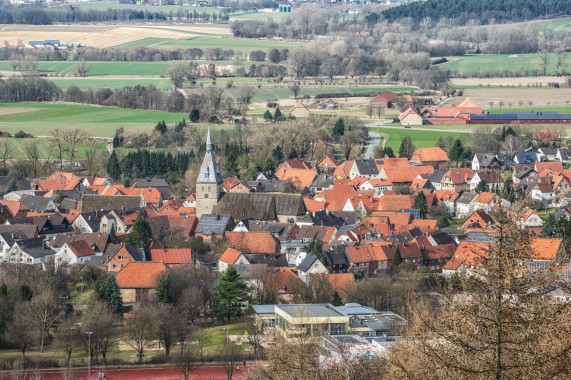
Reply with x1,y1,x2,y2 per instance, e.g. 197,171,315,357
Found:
332,118,345,138
399,136,415,159
213,267,248,322
97,276,123,316
106,151,121,180
263,110,273,121
391,247,402,271
262,154,276,172
272,145,284,163
156,274,171,303
432,195,439,206
109,224,117,244
189,109,200,122
542,213,556,237
449,138,464,163
125,217,153,260
274,107,283,121
331,291,343,306
6,178,18,193
413,192,428,219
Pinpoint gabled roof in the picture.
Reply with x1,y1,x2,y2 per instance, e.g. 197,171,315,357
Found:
281,168,317,190
225,231,280,254
150,248,192,264
378,195,413,211
333,160,354,179
220,248,243,264
528,238,562,260
473,192,496,204
411,147,449,163
327,273,356,302
290,102,309,112
535,161,563,173
354,159,379,175
297,253,320,272
195,214,232,235
66,240,96,258
456,192,478,205
443,168,475,185
443,241,489,270
264,267,300,294
81,194,141,213
116,262,167,289
370,91,396,103
380,166,434,183
213,193,306,220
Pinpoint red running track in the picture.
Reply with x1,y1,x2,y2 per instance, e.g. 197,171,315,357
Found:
1,364,248,380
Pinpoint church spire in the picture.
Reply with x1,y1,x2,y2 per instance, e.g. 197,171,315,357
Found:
197,128,222,184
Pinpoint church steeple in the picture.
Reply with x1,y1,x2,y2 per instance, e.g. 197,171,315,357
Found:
197,128,222,184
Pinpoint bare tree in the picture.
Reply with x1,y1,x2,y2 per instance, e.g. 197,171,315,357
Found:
54,315,82,365
386,209,571,379
63,128,88,171
154,303,185,360
0,138,13,175
124,306,155,363
500,134,524,155
376,104,384,119
22,138,41,177
82,300,116,364
246,321,264,360
75,60,91,77
176,344,199,380
236,85,257,104
168,63,187,88
290,84,301,99
8,301,36,360
365,104,373,119
555,51,568,75
82,140,106,176
204,86,225,111
32,290,59,352
537,52,550,76
49,128,68,170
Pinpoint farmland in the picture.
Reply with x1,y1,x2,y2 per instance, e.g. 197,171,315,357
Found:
158,36,306,51
0,103,188,137
439,53,571,77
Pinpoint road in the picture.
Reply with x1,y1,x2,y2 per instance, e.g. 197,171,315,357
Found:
365,131,380,159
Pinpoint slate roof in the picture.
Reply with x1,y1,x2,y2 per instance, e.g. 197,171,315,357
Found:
243,253,288,267
296,210,345,228
429,232,456,246
428,170,446,185
0,224,38,239
195,214,232,235
81,194,141,213
14,238,53,258
354,159,379,175
297,253,319,272
213,193,306,220
456,192,478,205
19,195,57,212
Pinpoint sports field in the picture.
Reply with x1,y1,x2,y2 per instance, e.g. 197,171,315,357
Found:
439,54,570,76
369,126,465,152
0,103,188,137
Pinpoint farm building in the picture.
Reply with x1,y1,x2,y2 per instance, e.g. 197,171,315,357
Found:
370,92,397,108
399,105,423,125
290,102,310,118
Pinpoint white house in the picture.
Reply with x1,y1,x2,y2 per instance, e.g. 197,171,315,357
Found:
217,248,249,272
54,240,96,267
72,212,102,234
296,253,328,282
472,192,499,213
517,209,544,228
455,192,478,218
537,147,558,162
357,179,393,195
5,238,55,266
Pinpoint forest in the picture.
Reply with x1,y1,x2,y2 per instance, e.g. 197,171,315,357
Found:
382,0,571,25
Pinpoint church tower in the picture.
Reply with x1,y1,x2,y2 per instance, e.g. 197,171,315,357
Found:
196,128,223,218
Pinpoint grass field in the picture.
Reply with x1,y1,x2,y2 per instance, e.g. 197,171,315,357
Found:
49,78,173,90
0,103,188,137
439,53,570,76
370,126,465,151
105,37,174,50
160,36,306,50
486,106,571,114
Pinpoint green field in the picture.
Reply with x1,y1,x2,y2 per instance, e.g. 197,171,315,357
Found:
0,103,188,137
160,36,305,51
439,53,570,76
6,138,108,160
49,78,172,90
486,106,571,114
370,126,465,151
106,37,174,50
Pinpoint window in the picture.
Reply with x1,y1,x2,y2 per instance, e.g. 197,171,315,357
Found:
113,264,117,269
121,264,124,268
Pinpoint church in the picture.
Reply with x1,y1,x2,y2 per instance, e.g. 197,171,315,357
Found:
195,129,307,222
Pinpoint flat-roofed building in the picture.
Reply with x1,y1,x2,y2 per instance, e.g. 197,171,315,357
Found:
274,304,349,337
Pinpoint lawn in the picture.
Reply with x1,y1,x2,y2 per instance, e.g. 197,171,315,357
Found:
191,322,249,356
50,78,172,90
439,53,570,76
370,126,465,152
0,103,188,137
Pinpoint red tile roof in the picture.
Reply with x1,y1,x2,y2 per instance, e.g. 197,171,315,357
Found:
535,161,563,173
380,166,434,184
327,273,356,302
265,267,300,294
378,195,413,211
411,147,449,163
66,240,96,258
443,242,489,270
281,168,317,190
219,248,243,264
528,238,562,260
116,262,167,288
473,192,496,204
225,231,280,254
150,248,192,264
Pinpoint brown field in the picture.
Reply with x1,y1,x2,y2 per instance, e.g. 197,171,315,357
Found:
0,24,200,48
0,107,40,116
452,76,568,86
138,25,233,35
450,88,571,107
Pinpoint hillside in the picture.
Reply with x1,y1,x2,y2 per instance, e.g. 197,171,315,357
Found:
382,0,571,24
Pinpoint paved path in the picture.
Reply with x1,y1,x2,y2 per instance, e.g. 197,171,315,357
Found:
365,131,380,159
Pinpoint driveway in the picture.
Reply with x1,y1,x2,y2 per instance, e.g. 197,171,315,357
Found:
365,131,381,159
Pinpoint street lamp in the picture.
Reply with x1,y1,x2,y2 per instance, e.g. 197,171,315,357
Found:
223,327,229,380
86,331,93,380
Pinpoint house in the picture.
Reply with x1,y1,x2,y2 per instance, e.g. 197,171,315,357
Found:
115,261,167,304
472,153,501,171
455,192,478,218
378,195,413,212
472,192,499,213
441,168,475,192
469,171,504,192
132,178,172,201
427,170,446,190
213,193,306,223
333,160,354,179
150,248,192,267
535,161,563,173
5,238,54,265
82,176,111,187
410,147,449,168
537,147,558,162
310,174,334,193
326,273,356,302
356,178,393,195
462,210,495,229
297,253,328,282
290,102,310,118
225,231,280,254
556,148,571,164
307,139,330,160
370,92,396,108
513,150,539,165
183,193,196,208
19,195,58,213
350,159,380,179
317,155,340,170
399,105,423,126
379,166,434,186
107,243,145,272
433,190,459,215
81,194,142,213
194,214,234,241
533,129,559,143
281,169,317,191
276,158,309,178
218,248,249,272
72,211,104,234
517,208,543,228
54,240,96,267
527,238,565,262
345,245,388,274
263,267,301,299
442,241,489,277
420,98,482,121
317,99,338,109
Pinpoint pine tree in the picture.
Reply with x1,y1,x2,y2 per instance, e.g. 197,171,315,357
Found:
449,138,464,163
308,239,328,266
542,213,556,237
475,179,489,193
156,120,167,134
274,107,283,121
414,192,428,219
109,224,117,244
98,276,123,315
189,109,200,122
332,118,345,138
6,178,18,193
436,136,446,149
262,154,276,172
213,267,248,322
263,110,273,121
272,145,284,162
432,195,439,206
156,274,171,303
331,291,343,306
399,136,415,159
106,151,121,180
223,151,238,174
125,217,153,260
391,247,402,271
19,284,32,301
